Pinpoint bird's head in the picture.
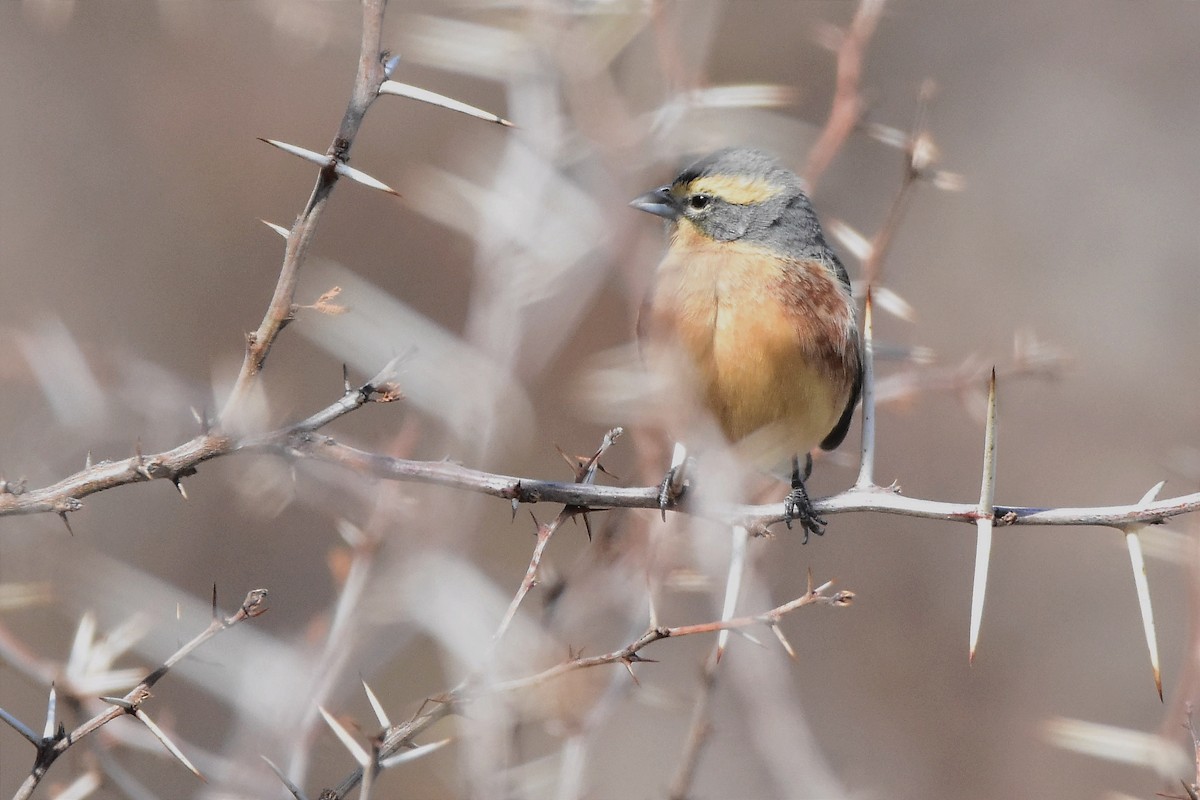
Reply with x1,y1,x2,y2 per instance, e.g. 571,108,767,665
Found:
630,147,813,244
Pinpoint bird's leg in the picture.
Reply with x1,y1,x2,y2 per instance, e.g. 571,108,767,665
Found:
658,442,691,521
784,453,826,543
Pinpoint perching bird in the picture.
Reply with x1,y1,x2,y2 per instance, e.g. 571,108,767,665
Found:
631,147,862,541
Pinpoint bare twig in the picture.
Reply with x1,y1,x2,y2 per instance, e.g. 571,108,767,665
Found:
1188,705,1200,790
873,340,1066,414
271,435,1200,533
218,0,390,424
803,0,887,192
9,589,268,800
493,428,623,644
5,387,1197,537
667,647,721,800
859,79,938,288
315,577,851,800
0,367,400,521
491,578,853,695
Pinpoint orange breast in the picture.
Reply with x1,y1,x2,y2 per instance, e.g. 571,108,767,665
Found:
644,222,857,465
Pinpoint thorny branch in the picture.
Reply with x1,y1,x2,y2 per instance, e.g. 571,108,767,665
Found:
0,365,402,523
2,384,1197,537
320,579,852,799
219,0,390,423
267,434,1200,534
492,428,624,645
5,590,268,800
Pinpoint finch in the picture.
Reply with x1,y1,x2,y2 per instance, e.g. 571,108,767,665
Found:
632,147,862,540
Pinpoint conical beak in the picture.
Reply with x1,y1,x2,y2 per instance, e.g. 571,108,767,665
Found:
630,185,680,220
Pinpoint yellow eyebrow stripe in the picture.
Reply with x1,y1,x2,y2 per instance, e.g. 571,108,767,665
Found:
683,175,783,205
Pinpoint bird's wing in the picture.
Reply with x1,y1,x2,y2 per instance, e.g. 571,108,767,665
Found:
819,328,863,452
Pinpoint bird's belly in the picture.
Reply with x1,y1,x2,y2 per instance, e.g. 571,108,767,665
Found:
657,269,845,460
710,294,842,449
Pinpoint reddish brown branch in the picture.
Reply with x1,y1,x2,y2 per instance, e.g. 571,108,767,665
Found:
492,579,852,695
326,578,849,799
802,0,887,192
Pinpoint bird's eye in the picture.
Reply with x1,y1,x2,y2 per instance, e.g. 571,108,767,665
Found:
688,193,712,210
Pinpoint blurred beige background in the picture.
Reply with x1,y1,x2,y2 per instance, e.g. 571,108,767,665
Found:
1,1,1198,799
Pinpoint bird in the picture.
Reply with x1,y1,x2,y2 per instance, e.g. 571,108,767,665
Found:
631,147,862,541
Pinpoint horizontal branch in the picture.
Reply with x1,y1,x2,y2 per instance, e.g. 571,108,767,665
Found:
0,371,397,522
0,433,229,518
276,436,1200,533
491,578,853,694
4,400,1196,536
276,435,661,509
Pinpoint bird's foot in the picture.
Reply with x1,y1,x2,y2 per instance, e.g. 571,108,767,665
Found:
784,465,826,544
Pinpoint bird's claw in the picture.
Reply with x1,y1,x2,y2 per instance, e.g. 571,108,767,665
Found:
784,481,826,544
